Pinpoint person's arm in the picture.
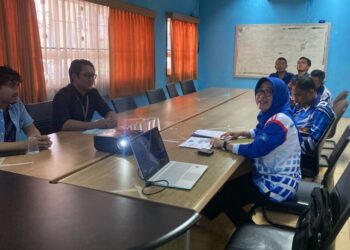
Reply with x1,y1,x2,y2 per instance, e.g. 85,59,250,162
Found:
211,130,252,149
301,103,334,153
61,118,115,131
60,90,117,131
211,118,287,159
94,90,118,125
237,121,286,158
93,90,115,120
0,124,48,152
220,130,253,140
0,100,33,152
23,124,52,150
23,123,41,137
52,90,113,131
0,141,27,151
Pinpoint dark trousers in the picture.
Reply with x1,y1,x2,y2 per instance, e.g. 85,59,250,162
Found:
301,152,319,178
202,173,269,228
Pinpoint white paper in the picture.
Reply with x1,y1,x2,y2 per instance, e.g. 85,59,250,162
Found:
192,129,226,138
179,137,212,150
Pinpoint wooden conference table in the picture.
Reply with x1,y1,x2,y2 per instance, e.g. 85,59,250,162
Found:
0,132,109,181
0,171,199,250
0,88,254,248
115,87,248,130
0,88,248,183
60,90,258,212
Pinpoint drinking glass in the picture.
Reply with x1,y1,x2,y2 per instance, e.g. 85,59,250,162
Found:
27,136,39,154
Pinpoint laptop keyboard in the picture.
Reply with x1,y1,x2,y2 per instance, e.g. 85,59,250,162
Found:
156,163,192,184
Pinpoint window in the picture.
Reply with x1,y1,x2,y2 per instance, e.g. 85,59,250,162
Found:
34,0,109,98
166,13,199,83
166,18,172,77
108,8,155,98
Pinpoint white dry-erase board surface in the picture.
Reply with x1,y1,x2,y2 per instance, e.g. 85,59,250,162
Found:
234,23,330,78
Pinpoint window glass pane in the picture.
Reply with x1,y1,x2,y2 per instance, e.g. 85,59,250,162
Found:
166,18,171,77
34,0,110,98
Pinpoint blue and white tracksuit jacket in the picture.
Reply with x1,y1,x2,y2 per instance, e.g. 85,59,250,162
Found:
232,113,301,202
293,100,335,155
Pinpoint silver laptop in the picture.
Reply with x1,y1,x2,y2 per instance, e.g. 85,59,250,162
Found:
130,127,207,190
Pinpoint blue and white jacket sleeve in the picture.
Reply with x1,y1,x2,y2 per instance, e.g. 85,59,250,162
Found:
232,115,287,159
301,102,334,154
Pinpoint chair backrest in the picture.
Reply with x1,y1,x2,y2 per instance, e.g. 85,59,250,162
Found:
301,116,336,178
322,125,350,187
333,90,349,106
145,88,167,104
111,96,137,113
323,161,350,248
317,116,336,157
327,99,349,139
25,101,55,135
166,83,179,98
180,80,196,95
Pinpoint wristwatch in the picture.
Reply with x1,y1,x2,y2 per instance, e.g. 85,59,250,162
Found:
223,140,228,151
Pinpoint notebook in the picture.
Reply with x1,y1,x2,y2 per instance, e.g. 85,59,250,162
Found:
130,127,208,190
192,129,226,138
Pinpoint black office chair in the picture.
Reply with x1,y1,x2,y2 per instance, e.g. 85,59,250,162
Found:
180,80,196,95
226,161,350,250
145,88,167,104
332,90,348,107
260,125,350,222
25,101,55,135
324,99,349,147
301,115,336,178
111,96,137,113
166,83,179,98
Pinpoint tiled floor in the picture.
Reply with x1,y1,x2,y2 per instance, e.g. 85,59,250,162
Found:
189,118,350,250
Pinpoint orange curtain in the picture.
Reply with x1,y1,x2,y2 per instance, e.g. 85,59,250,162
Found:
170,19,198,82
109,8,155,98
0,3,6,66
0,0,46,103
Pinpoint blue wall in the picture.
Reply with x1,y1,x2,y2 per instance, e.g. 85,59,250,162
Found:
198,0,350,117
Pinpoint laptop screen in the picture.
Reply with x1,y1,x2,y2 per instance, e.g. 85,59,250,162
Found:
130,127,169,181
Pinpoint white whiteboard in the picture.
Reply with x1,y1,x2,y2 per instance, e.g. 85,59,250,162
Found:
234,23,330,78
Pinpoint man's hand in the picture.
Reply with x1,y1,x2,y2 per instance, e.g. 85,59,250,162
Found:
36,135,52,150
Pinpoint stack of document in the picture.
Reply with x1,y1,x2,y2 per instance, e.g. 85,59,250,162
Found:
179,129,252,150
191,129,226,138
179,129,225,150
179,137,212,150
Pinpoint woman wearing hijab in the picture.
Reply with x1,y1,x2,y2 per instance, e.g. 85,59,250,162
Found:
205,77,301,228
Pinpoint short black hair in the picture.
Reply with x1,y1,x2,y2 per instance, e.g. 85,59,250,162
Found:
299,57,312,66
295,77,316,91
68,59,95,82
0,66,22,87
276,57,287,64
310,69,325,83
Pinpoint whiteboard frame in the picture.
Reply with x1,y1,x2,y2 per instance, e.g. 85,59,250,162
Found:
233,23,331,78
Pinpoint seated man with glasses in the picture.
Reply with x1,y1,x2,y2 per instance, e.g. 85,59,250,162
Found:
0,66,52,152
53,59,117,131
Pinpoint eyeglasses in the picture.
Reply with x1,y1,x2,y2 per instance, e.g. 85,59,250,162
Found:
256,88,273,97
80,73,97,80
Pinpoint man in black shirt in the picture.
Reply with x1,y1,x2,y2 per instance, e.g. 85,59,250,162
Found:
53,59,117,131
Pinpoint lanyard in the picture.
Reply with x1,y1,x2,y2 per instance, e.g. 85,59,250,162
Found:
75,95,89,121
